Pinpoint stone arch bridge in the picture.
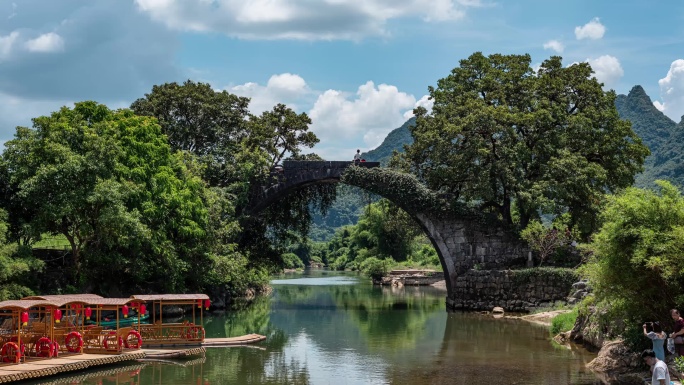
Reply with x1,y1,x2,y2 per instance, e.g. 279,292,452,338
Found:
249,161,541,311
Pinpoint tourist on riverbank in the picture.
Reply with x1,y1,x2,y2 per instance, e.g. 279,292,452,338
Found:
641,349,670,385
669,309,684,356
643,322,667,360
353,149,361,162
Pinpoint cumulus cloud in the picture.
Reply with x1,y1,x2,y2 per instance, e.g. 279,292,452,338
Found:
654,59,684,122
0,31,19,60
575,17,606,40
229,73,312,114
587,55,623,88
403,95,434,120
25,32,64,52
543,39,564,53
134,0,478,40
309,81,415,148
0,0,181,142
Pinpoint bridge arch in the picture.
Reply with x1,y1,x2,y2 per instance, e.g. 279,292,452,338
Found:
248,161,527,310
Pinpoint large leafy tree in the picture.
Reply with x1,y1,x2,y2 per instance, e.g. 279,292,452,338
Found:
131,80,251,187
403,52,649,235
2,102,209,292
580,181,684,334
131,81,332,274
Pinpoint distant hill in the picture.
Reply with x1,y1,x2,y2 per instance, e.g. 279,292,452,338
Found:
311,86,684,240
362,117,415,165
615,85,682,188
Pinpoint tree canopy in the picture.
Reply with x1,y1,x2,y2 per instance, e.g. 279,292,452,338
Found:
402,52,649,235
1,101,210,292
580,180,684,342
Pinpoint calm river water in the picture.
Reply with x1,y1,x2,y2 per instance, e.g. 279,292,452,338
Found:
26,270,600,385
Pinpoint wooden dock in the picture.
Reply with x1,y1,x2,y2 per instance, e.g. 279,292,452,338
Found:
0,334,265,383
0,351,145,384
141,333,267,348
142,346,206,358
203,334,266,346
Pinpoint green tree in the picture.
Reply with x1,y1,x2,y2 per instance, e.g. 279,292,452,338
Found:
130,80,251,187
2,102,209,292
520,219,573,266
403,52,649,236
580,180,684,328
0,208,44,300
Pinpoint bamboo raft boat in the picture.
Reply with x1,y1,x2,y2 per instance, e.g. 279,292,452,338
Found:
0,292,265,382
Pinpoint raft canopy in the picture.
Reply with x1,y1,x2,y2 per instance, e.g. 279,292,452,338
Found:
0,300,59,311
21,294,104,301
130,294,209,301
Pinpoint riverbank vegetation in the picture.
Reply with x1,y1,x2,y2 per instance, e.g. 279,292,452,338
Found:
579,180,684,350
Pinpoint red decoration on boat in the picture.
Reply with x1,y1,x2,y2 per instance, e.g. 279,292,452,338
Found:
20,312,28,326
122,305,129,318
85,307,92,320
139,304,146,315
54,308,62,324
204,299,210,310
197,299,202,308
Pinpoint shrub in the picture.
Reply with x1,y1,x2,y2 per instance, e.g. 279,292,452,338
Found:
360,257,394,280
281,253,304,269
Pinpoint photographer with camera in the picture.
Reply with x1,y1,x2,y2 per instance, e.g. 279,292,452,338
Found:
643,321,667,360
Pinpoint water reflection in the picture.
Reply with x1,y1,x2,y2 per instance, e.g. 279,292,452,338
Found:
25,270,600,384
387,312,601,384
23,363,146,385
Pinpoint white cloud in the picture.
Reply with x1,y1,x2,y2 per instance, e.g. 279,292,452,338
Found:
587,55,623,88
575,17,605,40
543,39,564,53
309,81,415,149
134,0,478,40
229,73,311,114
228,75,419,160
0,31,19,60
403,95,434,120
25,32,65,53
654,59,684,122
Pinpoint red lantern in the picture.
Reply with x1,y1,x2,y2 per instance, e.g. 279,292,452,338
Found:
85,307,92,320
122,305,129,318
204,299,210,310
21,312,28,326
54,308,62,324
139,304,146,315
197,300,202,309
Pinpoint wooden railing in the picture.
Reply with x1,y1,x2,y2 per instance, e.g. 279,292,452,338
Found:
134,322,205,345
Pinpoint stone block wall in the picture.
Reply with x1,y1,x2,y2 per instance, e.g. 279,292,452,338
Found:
445,269,576,312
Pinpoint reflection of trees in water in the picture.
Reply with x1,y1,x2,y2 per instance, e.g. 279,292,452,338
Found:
384,313,600,385
193,295,309,385
329,284,444,352
187,341,309,385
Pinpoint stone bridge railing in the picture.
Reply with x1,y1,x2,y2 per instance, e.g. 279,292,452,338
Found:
248,161,379,214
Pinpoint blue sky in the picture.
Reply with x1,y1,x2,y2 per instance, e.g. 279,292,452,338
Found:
1,0,683,160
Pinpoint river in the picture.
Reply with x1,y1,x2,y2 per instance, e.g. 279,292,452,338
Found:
25,269,600,384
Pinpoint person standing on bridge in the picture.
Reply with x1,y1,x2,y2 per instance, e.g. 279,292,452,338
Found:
354,149,361,162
